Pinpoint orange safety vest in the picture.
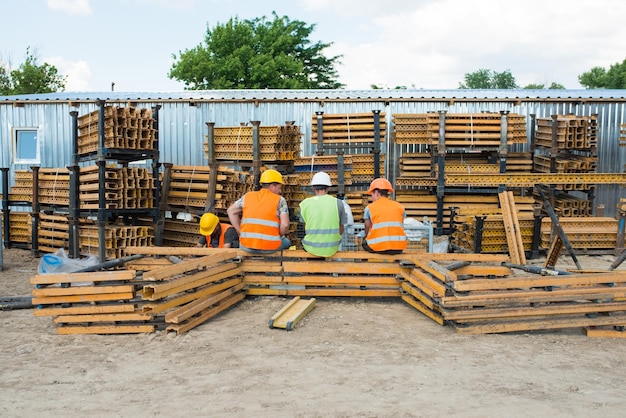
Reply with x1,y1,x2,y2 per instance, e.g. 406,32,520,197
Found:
240,189,282,250
365,197,407,252
205,223,233,248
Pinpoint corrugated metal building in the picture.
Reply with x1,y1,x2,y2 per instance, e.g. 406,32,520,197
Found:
1,89,625,215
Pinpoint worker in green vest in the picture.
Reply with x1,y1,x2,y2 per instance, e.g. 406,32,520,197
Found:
299,171,349,257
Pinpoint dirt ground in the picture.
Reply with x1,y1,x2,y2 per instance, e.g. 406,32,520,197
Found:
1,248,626,418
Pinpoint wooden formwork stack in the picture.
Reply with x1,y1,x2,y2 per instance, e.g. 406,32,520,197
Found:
392,112,527,146
77,106,156,154
540,217,618,252
205,123,301,163
311,112,386,144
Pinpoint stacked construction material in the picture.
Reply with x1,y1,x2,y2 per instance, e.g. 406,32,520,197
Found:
534,115,597,150
6,212,31,249
79,223,153,260
139,252,245,335
162,219,201,247
242,250,402,297
79,165,154,210
392,113,527,146
38,212,70,253
533,190,593,217
39,168,70,207
31,269,155,335
620,123,626,148
165,164,247,213
8,170,32,202
449,195,536,254
77,106,156,155
398,152,532,178
311,112,387,145
399,253,626,334
294,154,354,186
205,123,301,163
540,217,618,252
395,192,535,231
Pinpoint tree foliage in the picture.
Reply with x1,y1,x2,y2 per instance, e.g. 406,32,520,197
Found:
523,82,565,89
169,12,343,89
459,69,518,89
0,47,66,95
579,58,626,89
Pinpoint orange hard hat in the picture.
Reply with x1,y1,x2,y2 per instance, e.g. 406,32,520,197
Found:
367,178,393,194
199,213,219,236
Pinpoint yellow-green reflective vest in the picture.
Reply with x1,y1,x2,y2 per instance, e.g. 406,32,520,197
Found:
300,195,342,257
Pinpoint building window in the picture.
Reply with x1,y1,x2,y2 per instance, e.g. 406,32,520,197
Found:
14,128,40,164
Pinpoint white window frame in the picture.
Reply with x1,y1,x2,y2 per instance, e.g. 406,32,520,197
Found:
13,127,41,165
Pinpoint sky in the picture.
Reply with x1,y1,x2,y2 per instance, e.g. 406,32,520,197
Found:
2,0,625,92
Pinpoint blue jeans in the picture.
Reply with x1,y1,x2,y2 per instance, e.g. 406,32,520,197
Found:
240,237,291,254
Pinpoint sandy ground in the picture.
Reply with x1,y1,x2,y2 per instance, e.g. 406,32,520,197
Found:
1,248,626,418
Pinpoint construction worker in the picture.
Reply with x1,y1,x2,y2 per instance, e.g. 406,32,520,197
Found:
362,178,407,255
299,171,349,257
227,169,291,254
196,212,239,248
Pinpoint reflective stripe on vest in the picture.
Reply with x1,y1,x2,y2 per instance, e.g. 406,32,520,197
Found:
300,195,342,257
366,197,407,252
240,189,282,250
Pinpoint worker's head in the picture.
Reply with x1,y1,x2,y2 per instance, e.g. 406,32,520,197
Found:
367,178,393,199
259,169,284,195
310,171,332,192
199,213,219,236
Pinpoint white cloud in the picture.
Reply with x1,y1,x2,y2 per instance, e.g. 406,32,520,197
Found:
45,56,91,91
46,0,92,16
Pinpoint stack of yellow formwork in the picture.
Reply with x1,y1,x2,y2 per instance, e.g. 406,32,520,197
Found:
77,106,156,154
205,123,301,163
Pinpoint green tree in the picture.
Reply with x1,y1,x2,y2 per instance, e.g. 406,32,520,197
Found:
0,47,66,95
523,82,565,89
169,12,343,89
459,69,518,89
578,59,626,89
578,66,608,89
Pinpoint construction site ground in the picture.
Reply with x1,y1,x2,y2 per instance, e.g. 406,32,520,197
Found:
1,248,625,417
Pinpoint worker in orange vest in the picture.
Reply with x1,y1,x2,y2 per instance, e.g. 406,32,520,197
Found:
196,212,239,248
362,178,407,254
227,169,291,254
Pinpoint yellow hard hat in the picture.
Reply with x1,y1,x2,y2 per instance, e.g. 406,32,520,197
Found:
367,178,393,194
199,213,219,235
260,169,284,184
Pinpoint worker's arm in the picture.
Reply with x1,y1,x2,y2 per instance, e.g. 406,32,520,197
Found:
227,203,242,234
364,218,372,236
279,212,290,236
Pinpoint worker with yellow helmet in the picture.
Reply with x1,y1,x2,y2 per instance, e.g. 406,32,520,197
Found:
362,178,407,254
196,212,239,248
227,168,291,253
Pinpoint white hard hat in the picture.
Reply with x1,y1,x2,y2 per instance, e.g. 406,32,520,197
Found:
311,171,332,187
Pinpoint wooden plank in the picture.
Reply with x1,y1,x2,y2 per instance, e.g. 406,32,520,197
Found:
455,312,626,334
165,282,246,324
452,271,626,292
142,252,237,281
141,265,242,300
584,327,626,338
282,261,400,275
30,270,136,285
56,324,155,335
399,269,441,298
33,304,135,317
269,297,317,330
245,288,400,297
142,277,243,314
499,191,521,264
443,301,626,321
32,284,134,297
441,287,626,308
401,294,445,325
400,281,437,310
166,291,245,335
409,258,457,283
32,292,135,305
54,312,153,323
